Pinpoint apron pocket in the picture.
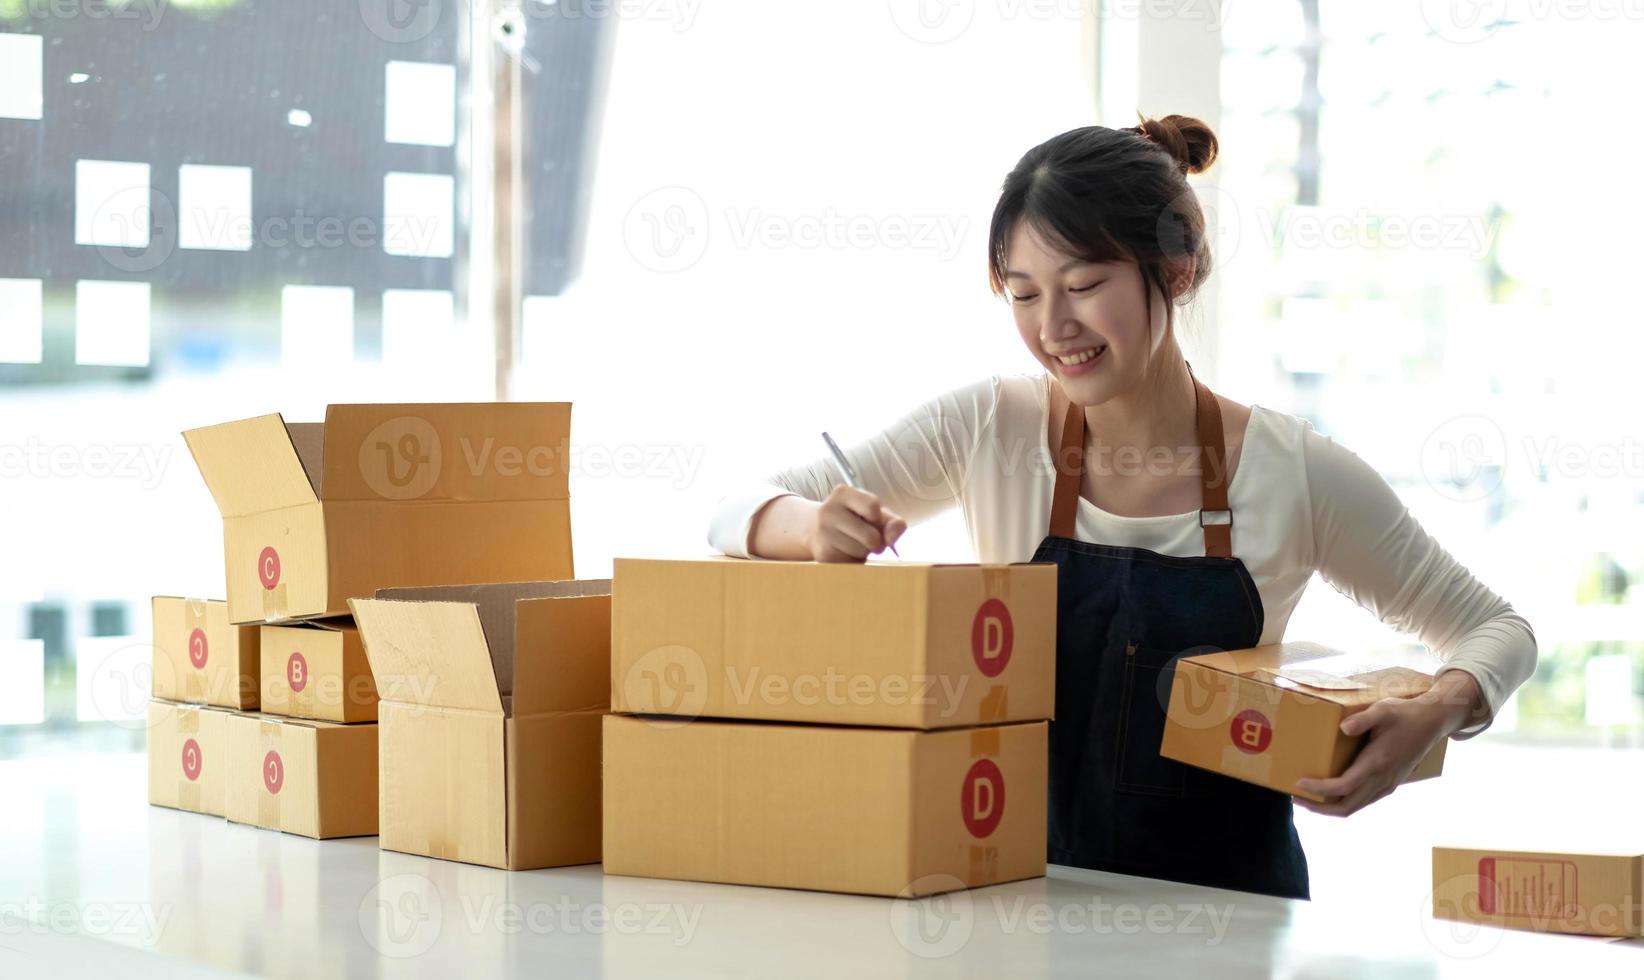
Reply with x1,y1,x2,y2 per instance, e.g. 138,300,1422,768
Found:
1113,642,1191,798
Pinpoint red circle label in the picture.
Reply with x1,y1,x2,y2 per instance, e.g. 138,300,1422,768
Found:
188,627,209,669
961,758,1006,838
1230,709,1274,755
181,738,202,781
263,750,284,794
258,546,281,590
970,598,1014,678
286,652,308,692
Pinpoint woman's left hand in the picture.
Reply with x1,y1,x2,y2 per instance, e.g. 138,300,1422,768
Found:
1293,669,1486,817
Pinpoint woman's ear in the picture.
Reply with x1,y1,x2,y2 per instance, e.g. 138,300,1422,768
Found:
1169,257,1197,299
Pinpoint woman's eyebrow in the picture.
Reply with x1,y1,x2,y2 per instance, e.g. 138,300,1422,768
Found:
1005,259,1098,279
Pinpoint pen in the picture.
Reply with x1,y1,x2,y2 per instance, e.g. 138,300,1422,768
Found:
821,431,900,558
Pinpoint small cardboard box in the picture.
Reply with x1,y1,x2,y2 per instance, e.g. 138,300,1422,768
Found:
1160,641,1446,801
224,711,378,839
182,403,575,625
151,597,259,709
602,714,1048,897
610,557,1056,729
350,579,612,871
259,619,377,723
1433,846,1644,939
147,700,233,816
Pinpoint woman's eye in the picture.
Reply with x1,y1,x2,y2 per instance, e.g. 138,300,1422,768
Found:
1070,280,1105,293
1011,292,1040,304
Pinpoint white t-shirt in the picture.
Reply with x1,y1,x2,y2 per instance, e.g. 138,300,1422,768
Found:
707,372,1538,738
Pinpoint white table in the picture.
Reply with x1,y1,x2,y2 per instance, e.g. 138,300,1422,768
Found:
1,753,1637,979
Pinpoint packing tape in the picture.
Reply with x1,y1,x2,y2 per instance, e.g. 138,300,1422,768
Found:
967,844,999,884
969,727,1000,758
183,599,208,704
259,719,283,830
262,583,288,622
177,706,202,812
978,685,1008,723
981,566,1010,599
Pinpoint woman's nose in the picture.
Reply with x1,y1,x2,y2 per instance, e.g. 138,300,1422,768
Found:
1040,294,1080,343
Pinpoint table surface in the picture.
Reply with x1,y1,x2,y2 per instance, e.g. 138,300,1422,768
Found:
0,752,1638,979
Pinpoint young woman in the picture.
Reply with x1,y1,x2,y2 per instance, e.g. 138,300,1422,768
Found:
706,115,1537,900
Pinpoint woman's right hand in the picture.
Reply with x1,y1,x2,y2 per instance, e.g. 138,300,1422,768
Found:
810,485,907,562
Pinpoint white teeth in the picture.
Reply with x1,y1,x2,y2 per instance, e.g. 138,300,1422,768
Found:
1057,346,1105,365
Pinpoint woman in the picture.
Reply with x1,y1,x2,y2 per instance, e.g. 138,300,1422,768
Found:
706,115,1538,900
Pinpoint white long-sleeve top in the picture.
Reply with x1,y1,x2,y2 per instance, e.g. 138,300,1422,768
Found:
707,372,1537,738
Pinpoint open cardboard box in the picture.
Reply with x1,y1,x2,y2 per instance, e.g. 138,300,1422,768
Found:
350,579,611,871
151,597,259,709
603,714,1049,896
1161,641,1446,801
611,557,1056,729
182,404,575,625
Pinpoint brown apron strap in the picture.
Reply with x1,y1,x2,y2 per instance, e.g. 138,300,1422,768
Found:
1187,360,1234,558
1048,378,1084,540
1044,362,1235,557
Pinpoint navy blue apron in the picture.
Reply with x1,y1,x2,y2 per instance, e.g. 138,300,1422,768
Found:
1033,363,1310,900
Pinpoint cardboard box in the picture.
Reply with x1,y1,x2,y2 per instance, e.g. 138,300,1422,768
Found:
182,403,575,625
147,700,232,816
259,619,377,723
224,711,378,838
1160,641,1446,802
610,558,1056,729
350,579,611,871
602,714,1048,896
151,597,259,709
1433,846,1643,938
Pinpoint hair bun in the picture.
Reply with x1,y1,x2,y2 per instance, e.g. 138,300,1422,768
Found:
1135,113,1219,175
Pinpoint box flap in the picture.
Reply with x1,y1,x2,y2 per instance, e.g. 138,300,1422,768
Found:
372,580,609,703
321,403,572,502
1183,640,1346,677
182,413,321,517
349,598,503,713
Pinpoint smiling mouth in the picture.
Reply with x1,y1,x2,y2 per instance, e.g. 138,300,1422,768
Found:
1053,345,1107,366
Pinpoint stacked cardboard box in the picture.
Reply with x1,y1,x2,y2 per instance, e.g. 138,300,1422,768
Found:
148,402,577,844
603,557,1057,897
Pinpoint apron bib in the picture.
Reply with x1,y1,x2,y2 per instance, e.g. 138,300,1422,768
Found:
1032,363,1310,900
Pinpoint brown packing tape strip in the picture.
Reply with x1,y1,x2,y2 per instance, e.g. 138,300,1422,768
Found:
262,583,288,622
183,600,208,703
981,565,1010,599
969,727,1000,758
177,706,202,812
259,719,283,831
978,685,1008,723
967,844,999,885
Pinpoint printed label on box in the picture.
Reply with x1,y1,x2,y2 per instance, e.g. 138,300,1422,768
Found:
970,599,1013,678
1478,857,1580,920
962,758,1005,838
258,546,281,590
263,749,285,794
1230,708,1273,755
188,628,209,669
181,737,202,781
287,652,308,693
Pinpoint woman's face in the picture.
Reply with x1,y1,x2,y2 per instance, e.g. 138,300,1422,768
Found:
1004,221,1169,406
